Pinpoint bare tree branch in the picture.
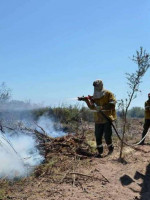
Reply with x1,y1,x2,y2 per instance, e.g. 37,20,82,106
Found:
118,47,150,160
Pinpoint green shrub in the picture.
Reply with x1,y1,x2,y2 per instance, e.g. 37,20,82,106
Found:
32,105,94,123
127,107,144,118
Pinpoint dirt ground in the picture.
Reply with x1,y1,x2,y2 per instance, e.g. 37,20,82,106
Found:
3,145,150,200
1,119,150,200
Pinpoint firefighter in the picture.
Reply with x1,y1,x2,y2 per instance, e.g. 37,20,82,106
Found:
84,80,117,157
139,93,150,145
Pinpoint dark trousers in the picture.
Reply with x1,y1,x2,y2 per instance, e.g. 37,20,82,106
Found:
142,119,150,143
95,122,113,154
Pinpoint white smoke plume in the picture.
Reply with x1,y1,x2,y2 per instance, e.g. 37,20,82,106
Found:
0,99,68,179
0,132,44,179
37,115,66,138
0,114,67,179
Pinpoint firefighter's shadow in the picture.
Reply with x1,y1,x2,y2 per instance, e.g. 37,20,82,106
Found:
120,164,150,200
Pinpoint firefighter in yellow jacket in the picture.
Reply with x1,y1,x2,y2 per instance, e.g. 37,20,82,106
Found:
83,80,116,157
139,93,150,145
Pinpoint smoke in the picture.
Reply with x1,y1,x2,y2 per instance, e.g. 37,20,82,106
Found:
0,100,67,179
0,100,42,112
0,132,44,179
0,114,67,179
37,115,66,137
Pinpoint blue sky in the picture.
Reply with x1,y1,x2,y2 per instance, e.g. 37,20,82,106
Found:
0,0,150,107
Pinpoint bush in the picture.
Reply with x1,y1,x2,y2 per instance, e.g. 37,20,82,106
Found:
127,107,144,118
32,105,94,123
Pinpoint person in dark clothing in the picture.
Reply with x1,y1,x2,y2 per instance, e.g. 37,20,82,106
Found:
139,93,150,145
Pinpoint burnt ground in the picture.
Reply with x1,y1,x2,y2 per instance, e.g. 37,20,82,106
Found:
1,118,150,200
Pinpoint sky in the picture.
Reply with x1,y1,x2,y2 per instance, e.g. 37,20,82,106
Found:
0,0,150,108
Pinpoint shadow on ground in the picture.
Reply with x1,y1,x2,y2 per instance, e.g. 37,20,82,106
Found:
138,164,150,200
120,164,150,200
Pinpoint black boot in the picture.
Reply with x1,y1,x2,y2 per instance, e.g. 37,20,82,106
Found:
95,146,103,158
97,146,103,154
108,145,114,155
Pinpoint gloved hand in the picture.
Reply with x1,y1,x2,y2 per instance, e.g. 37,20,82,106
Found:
95,106,103,111
146,106,150,111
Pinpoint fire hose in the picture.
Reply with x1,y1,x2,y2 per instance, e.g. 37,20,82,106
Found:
98,109,148,147
78,96,149,147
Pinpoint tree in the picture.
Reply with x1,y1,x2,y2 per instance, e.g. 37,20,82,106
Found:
118,47,150,161
0,82,11,103
128,107,144,118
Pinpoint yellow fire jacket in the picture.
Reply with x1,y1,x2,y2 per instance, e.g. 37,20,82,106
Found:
88,90,117,124
145,100,150,119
